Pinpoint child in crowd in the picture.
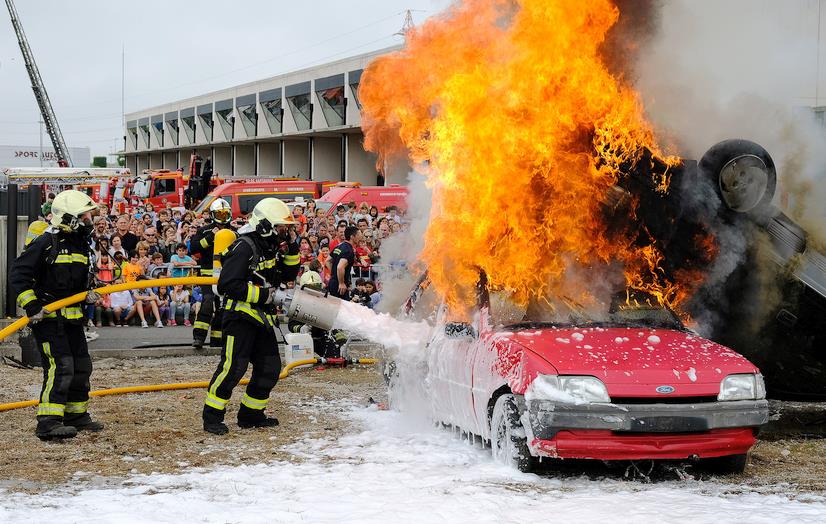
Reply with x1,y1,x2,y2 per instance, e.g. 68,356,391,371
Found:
169,244,197,277
109,280,136,327
169,284,191,326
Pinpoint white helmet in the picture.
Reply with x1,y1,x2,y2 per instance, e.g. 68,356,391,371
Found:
247,198,294,237
209,198,232,224
50,189,98,231
299,270,323,289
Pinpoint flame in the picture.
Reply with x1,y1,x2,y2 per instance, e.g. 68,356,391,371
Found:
360,0,702,316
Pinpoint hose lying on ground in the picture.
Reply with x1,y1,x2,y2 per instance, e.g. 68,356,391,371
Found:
0,357,379,413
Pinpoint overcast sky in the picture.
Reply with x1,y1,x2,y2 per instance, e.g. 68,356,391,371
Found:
0,0,451,157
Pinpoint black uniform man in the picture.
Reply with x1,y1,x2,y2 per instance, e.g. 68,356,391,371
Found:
202,198,300,434
9,190,104,440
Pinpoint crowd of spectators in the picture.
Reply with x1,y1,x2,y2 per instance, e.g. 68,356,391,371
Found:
76,198,404,329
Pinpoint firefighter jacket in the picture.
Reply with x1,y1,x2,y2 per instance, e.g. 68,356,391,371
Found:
191,222,235,276
9,229,93,324
217,233,300,329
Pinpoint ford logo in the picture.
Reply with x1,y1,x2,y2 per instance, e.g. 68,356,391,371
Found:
656,385,675,394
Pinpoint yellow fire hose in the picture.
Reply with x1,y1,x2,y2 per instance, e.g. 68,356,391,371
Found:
0,357,378,413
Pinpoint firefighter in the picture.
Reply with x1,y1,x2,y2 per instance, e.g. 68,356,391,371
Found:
9,190,104,441
202,198,300,435
191,198,234,349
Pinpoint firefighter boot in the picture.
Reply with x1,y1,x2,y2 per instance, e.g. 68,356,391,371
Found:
193,337,206,350
237,404,279,429
203,405,229,435
35,416,78,441
65,412,104,432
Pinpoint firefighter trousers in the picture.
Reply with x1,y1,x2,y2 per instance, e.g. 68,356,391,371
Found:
32,321,92,424
203,317,281,424
193,288,224,346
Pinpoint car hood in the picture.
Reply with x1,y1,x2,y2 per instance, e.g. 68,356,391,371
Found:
500,326,759,397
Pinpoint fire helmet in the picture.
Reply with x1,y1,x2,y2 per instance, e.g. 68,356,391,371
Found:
299,270,323,290
209,198,232,224
49,190,98,232
247,198,294,237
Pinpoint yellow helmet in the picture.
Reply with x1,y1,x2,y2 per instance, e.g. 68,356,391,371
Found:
247,198,294,237
50,190,98,231
25,220,49,246
209,198,232,224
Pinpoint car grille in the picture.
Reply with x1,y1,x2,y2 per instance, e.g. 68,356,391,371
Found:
612,396,718,405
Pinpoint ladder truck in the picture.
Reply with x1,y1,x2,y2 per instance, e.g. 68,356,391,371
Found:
5,0,73,167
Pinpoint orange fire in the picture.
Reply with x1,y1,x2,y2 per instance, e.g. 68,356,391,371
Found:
360,0,698,316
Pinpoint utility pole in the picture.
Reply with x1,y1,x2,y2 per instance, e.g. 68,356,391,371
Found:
395,10,415,37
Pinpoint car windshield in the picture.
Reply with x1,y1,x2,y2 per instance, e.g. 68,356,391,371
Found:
507,307,685,332
316,201,334,213
194,196,214,214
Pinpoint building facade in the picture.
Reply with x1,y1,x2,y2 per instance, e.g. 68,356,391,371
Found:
124,47,398,185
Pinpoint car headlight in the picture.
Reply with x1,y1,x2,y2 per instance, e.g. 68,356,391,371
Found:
718,373,766,401
526,375,611,404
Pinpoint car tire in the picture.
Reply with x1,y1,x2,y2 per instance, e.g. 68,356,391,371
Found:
701,453,748,475
490,394,533,473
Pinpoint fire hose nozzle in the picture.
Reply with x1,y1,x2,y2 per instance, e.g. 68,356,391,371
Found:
284,287,343,331
271,287,294,309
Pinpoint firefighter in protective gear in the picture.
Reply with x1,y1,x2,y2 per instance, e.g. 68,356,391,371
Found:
191,198,234,349
9,190,104,441
202,198,300,435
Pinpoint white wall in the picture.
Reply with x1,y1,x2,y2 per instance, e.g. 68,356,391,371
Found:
283,140,309,179
162,151,177,170
234,145,255,177
312,137,342,182
213,147,231,178
0,145,91,168
258,142,281,177
346,133,379,185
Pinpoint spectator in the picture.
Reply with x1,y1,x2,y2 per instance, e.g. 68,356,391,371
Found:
352,202,371,225
376,218,391,239
95,237,111,261
308,233,320,255
366,280,382,308
143,227,163,257
95,252,116,284
143,202,158,224
135,241,151,273
351,278,372,308
109,234,128,260
356,218,370,233
334,205,349,224
298,237,314,266
305,199,317,215
162,226,178,252
172,209,183,224
155,286,171,324
316,244,332,284
121,251,144,282
40,192,55,217
385,206,403,224
148,252,167,278
354,234,373,278
368,205,380,224
94,292,113,327
169,244,197,277
169,284,191,326
113,215,139,252
191,285,203,317
330,222,347,251
110,282,137,327
132,284,164,328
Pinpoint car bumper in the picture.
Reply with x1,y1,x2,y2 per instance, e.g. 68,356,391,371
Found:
523,398,769,460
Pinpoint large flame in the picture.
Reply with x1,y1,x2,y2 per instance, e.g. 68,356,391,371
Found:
360,0,701,316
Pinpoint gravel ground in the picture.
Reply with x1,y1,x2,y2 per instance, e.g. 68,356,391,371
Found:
1,355,825,495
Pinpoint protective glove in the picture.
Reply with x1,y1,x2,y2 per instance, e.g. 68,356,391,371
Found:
28,308,48,324
86,290,101,304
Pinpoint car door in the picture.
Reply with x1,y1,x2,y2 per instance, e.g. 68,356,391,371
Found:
427,322,476,430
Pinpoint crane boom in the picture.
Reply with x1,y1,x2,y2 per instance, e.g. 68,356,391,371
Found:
5,0,72,167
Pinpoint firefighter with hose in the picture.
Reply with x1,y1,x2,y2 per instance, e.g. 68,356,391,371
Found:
8,190,104,440
202,198,300,435
191,198,235,349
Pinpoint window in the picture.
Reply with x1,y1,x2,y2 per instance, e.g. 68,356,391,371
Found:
260,88,283,134
151,115,164,146
349,69,363,109
315,74,346,127
127,120,138,149
286,82,312,131
138,118,151,148
236,94,257,137
215,99,234,141
238,194,279,214
153,177,177,196
165,112,179,146
197,104,213,142
180,108,196,144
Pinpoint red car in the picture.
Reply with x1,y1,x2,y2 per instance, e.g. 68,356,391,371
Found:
424,287,769,474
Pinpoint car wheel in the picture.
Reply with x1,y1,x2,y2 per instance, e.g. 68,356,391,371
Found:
490,394,533,473
701,453,748,475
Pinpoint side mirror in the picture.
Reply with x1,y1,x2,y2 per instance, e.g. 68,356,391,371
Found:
444,322,477,339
